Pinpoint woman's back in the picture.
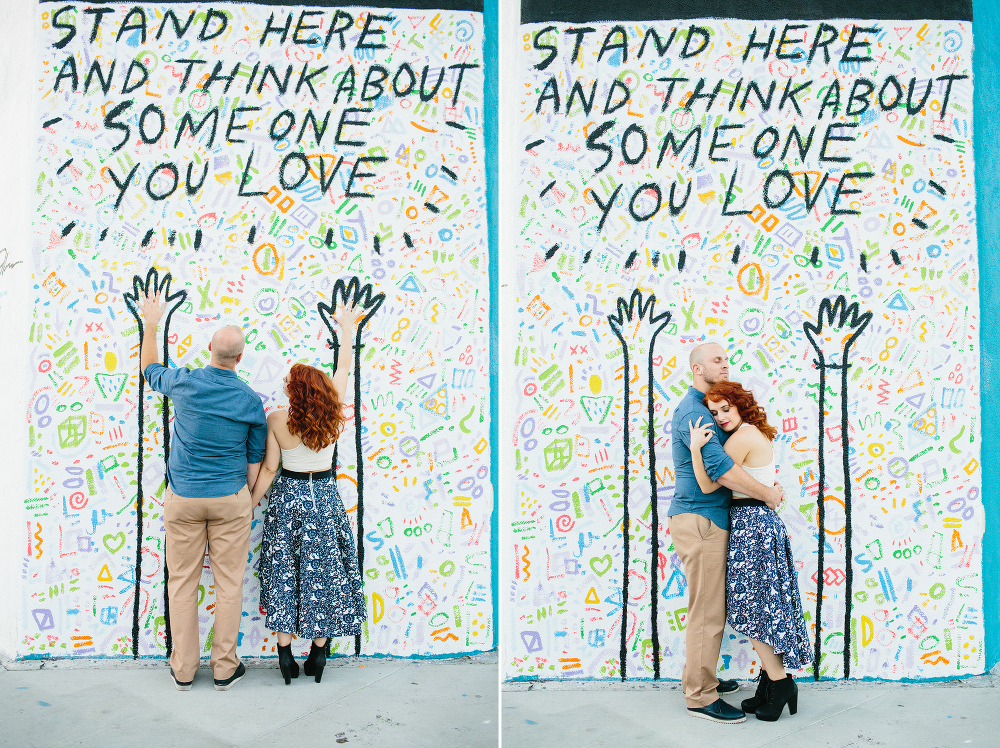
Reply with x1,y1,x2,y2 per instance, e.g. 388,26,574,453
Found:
269,410,336,471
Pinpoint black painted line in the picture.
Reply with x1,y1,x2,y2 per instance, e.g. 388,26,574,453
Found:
61,221,76,238
373,235,381,254
441,165,458,180
42,117,62,129
677,249,686,272
814,354,826,680
933,134,956,143
539,180,556,198
582,249,592,264
731,245,740,264
860,252,868,272
445,121,467,130
618,332,630,681
424,201,441,213
928,181,946,195
57,159,73,175
544,244,560,260
525,139,544,151
891,249,902,265
142,229,155,247
912,217,928,229
521,0,970,22
403,233,414,248
194,229,203,250
100,228,109,242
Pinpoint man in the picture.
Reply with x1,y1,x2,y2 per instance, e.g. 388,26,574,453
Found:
668,341,784,723
140,290,266,691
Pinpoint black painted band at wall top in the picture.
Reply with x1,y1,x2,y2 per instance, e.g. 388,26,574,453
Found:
521,0,971,23
38,0,484,11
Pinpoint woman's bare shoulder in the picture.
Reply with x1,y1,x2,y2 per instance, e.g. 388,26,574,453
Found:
267,408,288,426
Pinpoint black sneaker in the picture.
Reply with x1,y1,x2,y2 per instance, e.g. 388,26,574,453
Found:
213,662,246,691
688,698,746,723
717,678,740,695
170,668,193,691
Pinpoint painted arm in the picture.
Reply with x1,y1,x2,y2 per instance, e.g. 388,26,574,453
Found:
688,418,721,493
250,425,282,506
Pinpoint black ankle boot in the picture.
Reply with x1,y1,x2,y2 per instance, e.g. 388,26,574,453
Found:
741,670,771,714
755,674,797,721
302,642,326,683
277,644,299,685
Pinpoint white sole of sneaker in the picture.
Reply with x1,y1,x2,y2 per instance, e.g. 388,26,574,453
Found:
214,673,245,691
688,710,747,724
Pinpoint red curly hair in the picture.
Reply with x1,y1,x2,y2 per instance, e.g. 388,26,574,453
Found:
703,381,777,441
285,363,345,450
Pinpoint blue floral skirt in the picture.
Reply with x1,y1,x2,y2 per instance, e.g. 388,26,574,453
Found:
727,505,814,671
259,474,366,639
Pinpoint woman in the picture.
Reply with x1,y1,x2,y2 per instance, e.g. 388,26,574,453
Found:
688,380,812,721
252,301,366,684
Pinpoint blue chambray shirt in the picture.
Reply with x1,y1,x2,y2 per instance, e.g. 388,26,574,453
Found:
667,386,736,531
144,363,267,498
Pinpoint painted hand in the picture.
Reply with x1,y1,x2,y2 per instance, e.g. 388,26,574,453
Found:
803,294,873,365
123,268,188,334
318,276,386,351
688,417,715,449
607,289,672,345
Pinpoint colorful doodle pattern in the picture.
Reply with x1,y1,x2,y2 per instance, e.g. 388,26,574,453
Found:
506,17,981,681
26,2,492,659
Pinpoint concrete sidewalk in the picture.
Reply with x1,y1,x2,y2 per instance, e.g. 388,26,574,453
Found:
502,674,999,748
2,653,498,747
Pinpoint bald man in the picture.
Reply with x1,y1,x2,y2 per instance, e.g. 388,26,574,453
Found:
140,292,266,692
668,342,784,723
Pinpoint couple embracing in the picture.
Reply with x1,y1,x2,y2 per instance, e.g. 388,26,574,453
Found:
668,342,814,724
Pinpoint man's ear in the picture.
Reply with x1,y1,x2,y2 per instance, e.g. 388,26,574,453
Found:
208,341,213,352
236,352,244,364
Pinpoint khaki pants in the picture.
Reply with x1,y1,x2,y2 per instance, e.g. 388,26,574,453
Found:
165,485,252,681
668,512,730,708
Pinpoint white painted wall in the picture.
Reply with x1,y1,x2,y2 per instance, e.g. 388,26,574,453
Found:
0,0,36,660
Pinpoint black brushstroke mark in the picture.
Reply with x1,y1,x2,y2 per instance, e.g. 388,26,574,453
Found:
891,249,902,265
651,251,660,268
325,228,335,247
544,244,560,261
247,225,256,244
582,249,592,264
525,139,544,151
677,249,686,271
624,250,638,270
100,228,108,242
318,277,385,656
445,121,467,130
43,117,62,129
142,229,155,248
373,235,381,254
860,253,868,272
539,180,556,198
929,181,946,195
731,245,741,264
403,233,413,248
804,296,871,680
912,218,928,229
57,159,73,175
194,229,202,250
608,291,671,681
123,268,188,658
440,165,457,181
168,230,176,247
61,221,76,237
810,246,821,267
424,201,441,214
933,134,956,143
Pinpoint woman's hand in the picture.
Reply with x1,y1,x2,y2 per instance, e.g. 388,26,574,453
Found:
688,417,715,450
332,299,364,336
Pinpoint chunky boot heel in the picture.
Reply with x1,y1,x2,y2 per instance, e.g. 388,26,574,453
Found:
277,644,299,685
756,675,797,722
303,642,327,683
741,671,771,714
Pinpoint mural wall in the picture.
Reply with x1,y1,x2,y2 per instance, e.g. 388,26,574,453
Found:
505,1,983,681
25,0,493,660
